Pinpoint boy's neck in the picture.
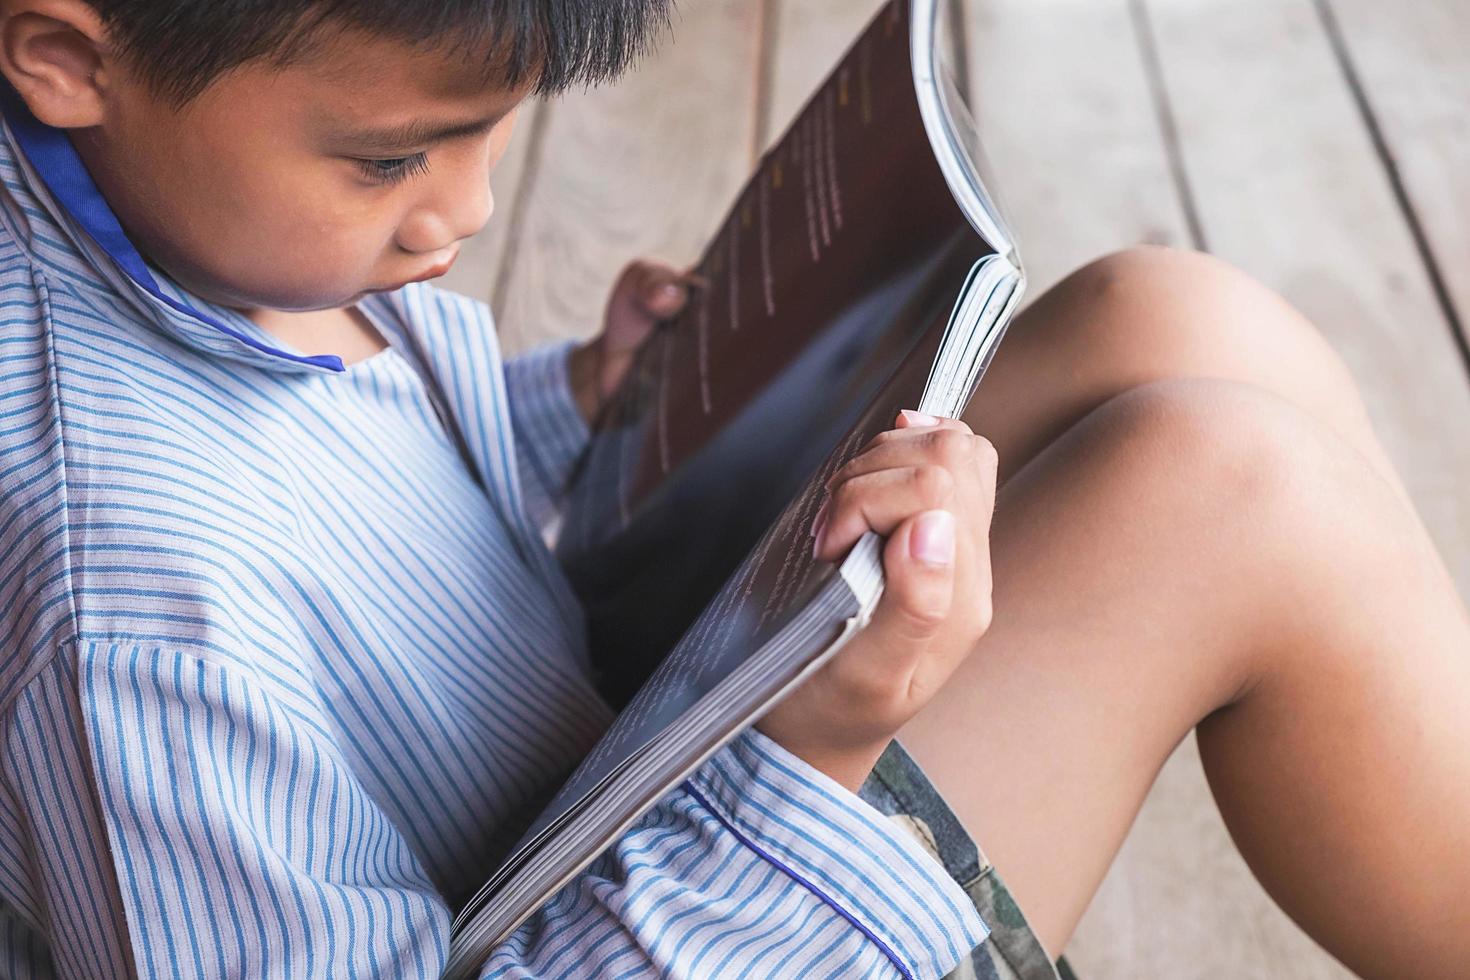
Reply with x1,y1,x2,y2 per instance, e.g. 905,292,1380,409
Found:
244,304,389,367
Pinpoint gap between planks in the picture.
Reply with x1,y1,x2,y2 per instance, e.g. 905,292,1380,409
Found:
1313,0,1470,381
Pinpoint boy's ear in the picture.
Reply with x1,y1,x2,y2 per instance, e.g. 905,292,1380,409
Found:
0,0,112,127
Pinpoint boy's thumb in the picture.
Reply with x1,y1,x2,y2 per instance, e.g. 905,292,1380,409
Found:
868,510,956,645
640,275,688,317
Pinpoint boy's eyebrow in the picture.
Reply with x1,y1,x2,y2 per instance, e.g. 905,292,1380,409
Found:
337,112,507,153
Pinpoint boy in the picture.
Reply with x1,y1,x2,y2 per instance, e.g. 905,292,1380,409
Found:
3,2,1469,979
0,1,998,977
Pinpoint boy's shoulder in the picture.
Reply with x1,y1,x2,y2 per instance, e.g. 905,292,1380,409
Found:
0,222,48,339
0,234,296,679
0,232,77,691
0,226,66,543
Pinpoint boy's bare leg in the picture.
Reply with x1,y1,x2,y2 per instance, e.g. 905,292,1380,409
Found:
970,246,1406,501
894,249,1470,978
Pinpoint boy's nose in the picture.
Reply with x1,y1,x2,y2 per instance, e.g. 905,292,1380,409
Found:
396,188,493,255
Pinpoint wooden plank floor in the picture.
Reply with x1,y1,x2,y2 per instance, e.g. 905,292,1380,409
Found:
442,1,1469,976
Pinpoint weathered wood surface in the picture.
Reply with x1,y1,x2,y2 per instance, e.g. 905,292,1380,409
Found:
964,0,1194,294
446,0,1469,976
1325,0,1470,356
472,0,767,356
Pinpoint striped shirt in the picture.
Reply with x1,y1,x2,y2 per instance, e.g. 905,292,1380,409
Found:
0,86,987,979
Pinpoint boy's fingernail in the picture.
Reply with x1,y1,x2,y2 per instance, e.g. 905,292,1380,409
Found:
911,510,956,566
812,525,827,560
900,409,939,427
657,283,683,303
810,498,829,539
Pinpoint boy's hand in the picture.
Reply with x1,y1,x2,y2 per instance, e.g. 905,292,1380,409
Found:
567,259,695,426
756,411,998,792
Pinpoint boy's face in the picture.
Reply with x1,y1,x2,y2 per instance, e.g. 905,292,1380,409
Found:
31,14,528,313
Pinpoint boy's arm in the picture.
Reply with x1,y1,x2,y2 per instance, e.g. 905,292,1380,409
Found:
51,642,453,979
484,727,989,979
504,337,593,532
57,641,986,979
490,414,1007,975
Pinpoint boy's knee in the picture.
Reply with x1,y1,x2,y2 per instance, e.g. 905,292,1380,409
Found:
1087,377,1348,523
1055,245,1298,357
1066,243,1221,303
1103,378,1429,599
1031,245,1374,444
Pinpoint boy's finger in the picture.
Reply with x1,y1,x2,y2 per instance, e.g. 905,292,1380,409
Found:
602,261,681,345
639,276,688,317
631,262,694,317
827,426,994,496
603,266,654,338
895,409,968,431
813,465,957,562
838,412,973,475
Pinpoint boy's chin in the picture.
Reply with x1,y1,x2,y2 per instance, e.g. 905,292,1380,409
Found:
279,280,396,309
208,263,446,311
203,266,447,312
219,289,371,317
214,282,385,315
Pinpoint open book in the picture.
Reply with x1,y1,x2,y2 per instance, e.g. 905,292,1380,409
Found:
446,0,1023,972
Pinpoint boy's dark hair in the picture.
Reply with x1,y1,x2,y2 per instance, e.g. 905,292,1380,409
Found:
88,0,674,108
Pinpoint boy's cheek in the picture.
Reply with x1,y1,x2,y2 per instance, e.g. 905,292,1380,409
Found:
195,195,397,308
113,151,363,306
166,224,384,311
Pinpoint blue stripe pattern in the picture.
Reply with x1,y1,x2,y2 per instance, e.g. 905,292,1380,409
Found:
0,103,986,978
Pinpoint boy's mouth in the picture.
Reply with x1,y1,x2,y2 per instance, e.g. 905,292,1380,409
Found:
409,259,455,283
379,247,460,291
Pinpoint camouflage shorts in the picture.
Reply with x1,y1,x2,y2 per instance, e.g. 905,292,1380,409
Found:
858,741,1078,980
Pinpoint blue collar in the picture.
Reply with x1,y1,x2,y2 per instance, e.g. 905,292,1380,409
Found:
0,78,346,373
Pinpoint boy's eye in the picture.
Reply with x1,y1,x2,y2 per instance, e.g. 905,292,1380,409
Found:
354,152,431,185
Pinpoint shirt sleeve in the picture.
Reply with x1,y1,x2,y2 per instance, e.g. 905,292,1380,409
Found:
502,338,592,533
58,643,986,979
67,643,451,980
484,729,989,979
